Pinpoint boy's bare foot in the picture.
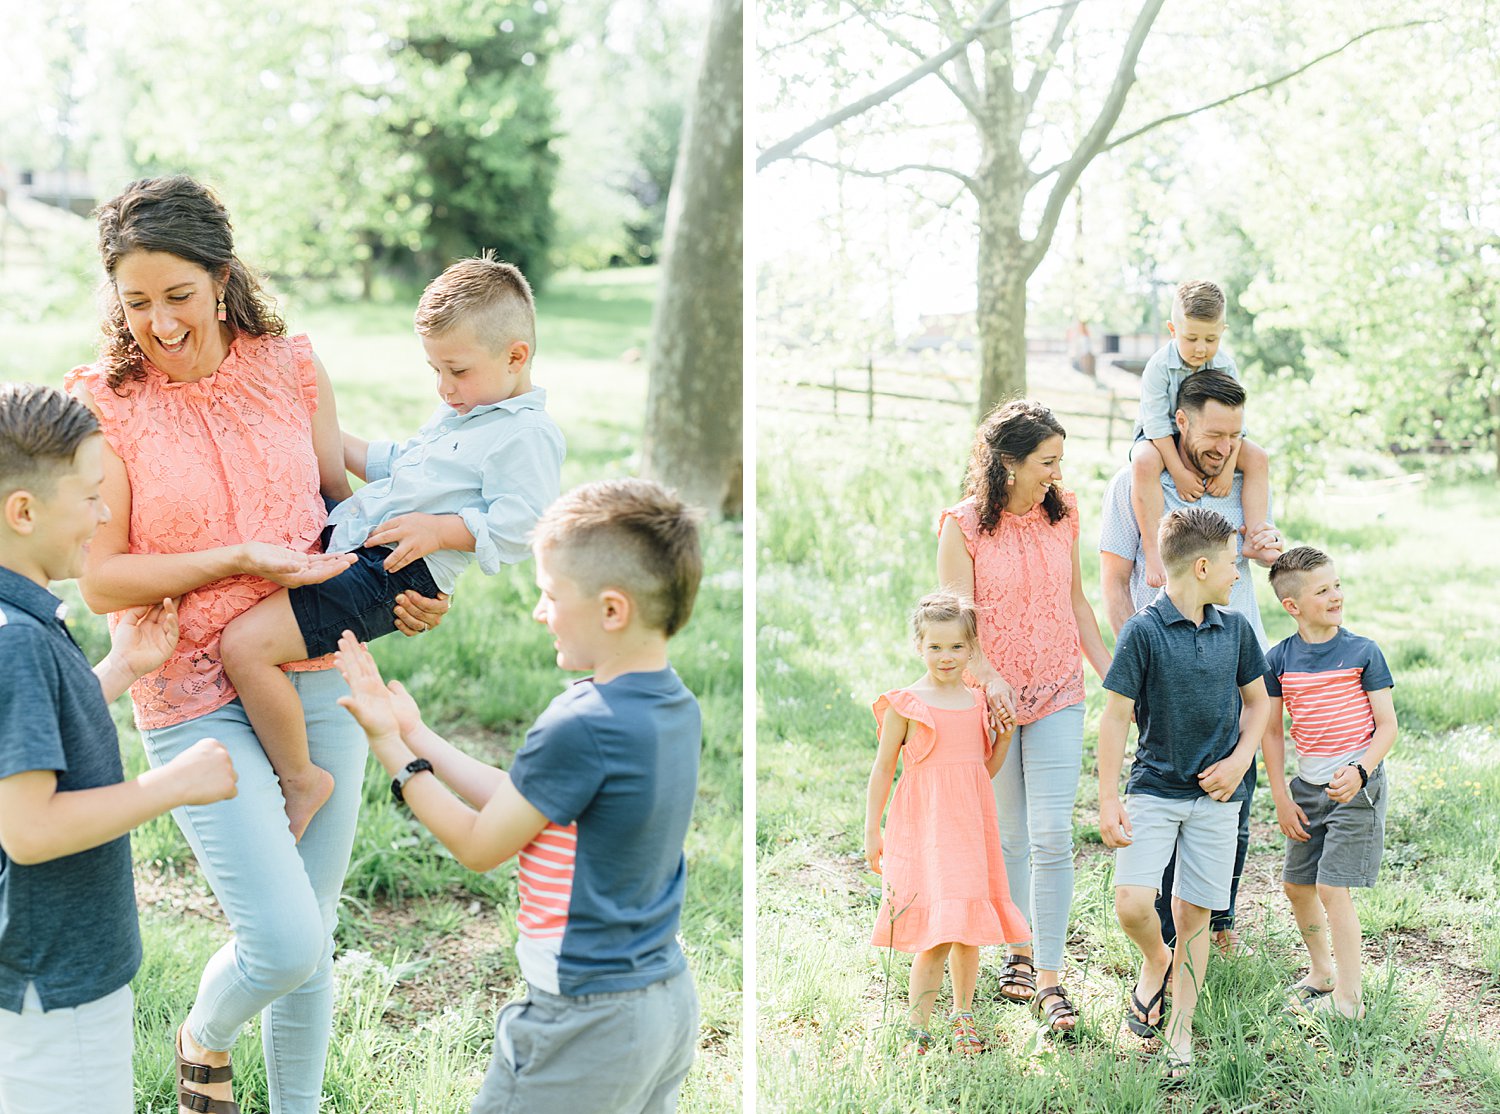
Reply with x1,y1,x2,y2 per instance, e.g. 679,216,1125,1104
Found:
279,765,335,843
1143,552,1168,589
177,1023,235,1113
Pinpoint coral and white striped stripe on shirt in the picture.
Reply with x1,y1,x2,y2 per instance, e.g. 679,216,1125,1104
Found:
517,822,577,941
1280,666,1374,770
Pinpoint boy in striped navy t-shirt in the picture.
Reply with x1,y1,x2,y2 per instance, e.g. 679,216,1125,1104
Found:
335,478,704,1114
1262,547,1396,1020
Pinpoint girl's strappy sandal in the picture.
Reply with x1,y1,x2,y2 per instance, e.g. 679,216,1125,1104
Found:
949,1011,985,1055
996,953,1037,1003
176,1025,240,1114
1033,984,1080,1037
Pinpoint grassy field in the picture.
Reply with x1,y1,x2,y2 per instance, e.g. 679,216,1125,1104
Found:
757,406,1500,1113
6,268,744,1112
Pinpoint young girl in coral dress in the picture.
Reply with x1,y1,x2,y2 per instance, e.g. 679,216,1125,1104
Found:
864,592,1031,1055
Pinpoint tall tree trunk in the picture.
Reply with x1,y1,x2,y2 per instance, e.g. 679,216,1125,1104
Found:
974,165,1029,415
641,0,743,517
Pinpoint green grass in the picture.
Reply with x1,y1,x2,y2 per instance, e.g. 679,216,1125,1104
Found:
757,410,1500,1112
18,271,740,1112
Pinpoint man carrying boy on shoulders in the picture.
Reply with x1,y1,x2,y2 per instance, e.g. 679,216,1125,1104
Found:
1099,507,1272,1082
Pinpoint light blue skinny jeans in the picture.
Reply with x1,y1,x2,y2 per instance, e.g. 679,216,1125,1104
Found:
140,668,366,1114
991,701,1086,973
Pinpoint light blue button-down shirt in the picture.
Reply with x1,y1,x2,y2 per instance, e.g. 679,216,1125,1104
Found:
326,388,565,593
1133,341,1241,441
1098,464,1269,648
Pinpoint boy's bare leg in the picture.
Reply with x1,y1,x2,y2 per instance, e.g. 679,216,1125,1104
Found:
1163,898,1212,1065
1318,883,1364,1016
1283,881,1336,995
949,944,979,1013
220,591,332,842
908,943,952,1029
1238,438,1272,544
1130,443,1169,588
1115,884,1172,1030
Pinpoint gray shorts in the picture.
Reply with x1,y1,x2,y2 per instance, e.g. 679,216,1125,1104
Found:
1113,792,1241,910
472,967,698,1114
1282,764,1387,888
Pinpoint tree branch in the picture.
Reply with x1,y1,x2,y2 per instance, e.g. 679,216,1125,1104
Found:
783,153,979,193
758,11,862,58
1031,18,1436,181
757,0,1010,170
849,0,980,119
1020,1,1080,116
1022,0,1165,275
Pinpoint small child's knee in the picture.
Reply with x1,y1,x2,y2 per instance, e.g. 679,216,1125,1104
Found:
1130,440,1163,474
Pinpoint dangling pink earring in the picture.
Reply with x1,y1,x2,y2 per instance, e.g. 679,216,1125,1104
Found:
217,291,227,322
1005,470,1015,486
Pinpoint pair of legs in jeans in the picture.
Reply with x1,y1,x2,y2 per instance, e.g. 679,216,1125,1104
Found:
1155,764,1255,948
142,669,365,1114
992,703,1085,1004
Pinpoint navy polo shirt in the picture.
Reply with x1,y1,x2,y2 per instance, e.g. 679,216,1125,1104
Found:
0,567,141,1012
1103,590,1269,803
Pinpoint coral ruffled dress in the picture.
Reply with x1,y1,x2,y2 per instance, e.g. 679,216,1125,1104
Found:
869,688,1031,953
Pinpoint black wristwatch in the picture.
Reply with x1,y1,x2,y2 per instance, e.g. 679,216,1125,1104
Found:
1346,761,1369,789
391,758,434,803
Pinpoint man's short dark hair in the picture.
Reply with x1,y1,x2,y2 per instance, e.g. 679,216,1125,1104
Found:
0,383,100,499
1176,371,1246,416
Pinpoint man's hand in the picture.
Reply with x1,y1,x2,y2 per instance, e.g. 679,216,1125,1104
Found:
1240,522,1285,567
1273,792,1311,842
1325,765,1363,804
1100,797,1133,848
367,513,447,574
1198,754,1251,801
393,589,451,637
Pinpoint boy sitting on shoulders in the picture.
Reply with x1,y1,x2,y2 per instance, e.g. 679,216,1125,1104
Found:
1263,546,1395,1021
335,477,705,1114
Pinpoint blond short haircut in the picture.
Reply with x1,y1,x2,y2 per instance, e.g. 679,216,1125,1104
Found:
910,591,979,646
1173,279,1226,324
1159,507,1236,574
1269,546,1332,602
533,479,704,637
415,250,537,360
0,383,99,499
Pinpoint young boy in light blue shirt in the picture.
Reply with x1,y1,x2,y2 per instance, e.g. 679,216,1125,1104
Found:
220,254,565,839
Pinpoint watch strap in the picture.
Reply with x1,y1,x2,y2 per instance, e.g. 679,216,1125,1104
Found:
392,758,434,803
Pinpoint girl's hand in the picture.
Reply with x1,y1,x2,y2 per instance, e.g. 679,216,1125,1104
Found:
110,597,179,678
333,632,402,751
864,831,883,875
984,678,1017,729
393,589,451,636
240,542,356,588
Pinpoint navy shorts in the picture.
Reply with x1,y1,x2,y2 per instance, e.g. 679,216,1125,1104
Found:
287,544,441,657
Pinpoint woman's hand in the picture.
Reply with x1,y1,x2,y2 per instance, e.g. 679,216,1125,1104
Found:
393,589,451,636
984,677,1017,729
239,542,356,588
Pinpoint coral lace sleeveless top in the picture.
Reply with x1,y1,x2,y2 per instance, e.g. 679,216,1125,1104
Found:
939,491,1084,725
66,333,333,729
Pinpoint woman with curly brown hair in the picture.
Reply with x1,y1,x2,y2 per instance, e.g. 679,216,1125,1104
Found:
66,175,447,1114
936,400,1112,1036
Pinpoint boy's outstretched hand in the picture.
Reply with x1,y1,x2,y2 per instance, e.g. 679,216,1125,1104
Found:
333,632,403,755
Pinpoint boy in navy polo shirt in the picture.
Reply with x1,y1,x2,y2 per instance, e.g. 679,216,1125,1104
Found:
1099,506,1270,1081
335,477,704,1114
0,383,237,1114
1263,547,1395,1020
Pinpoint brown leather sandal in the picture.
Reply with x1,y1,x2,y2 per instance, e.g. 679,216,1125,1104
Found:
1033,984,1079,1036
996,953,1037,1003
176,1025,240,1114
